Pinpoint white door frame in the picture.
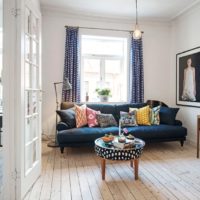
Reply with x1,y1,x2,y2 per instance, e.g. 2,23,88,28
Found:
3,0,18,199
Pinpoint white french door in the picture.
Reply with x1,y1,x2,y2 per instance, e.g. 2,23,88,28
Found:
16,0,42,198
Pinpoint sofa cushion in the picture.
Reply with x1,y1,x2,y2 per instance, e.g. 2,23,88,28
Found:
56,108,76,129
160,107,179,125
126,125,187,140
57,127,119,144
96,113,117,127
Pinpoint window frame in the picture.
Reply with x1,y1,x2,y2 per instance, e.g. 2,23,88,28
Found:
80,31,130,103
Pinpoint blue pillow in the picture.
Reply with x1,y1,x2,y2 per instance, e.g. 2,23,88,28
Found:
56,108,76,128
159,107,179,125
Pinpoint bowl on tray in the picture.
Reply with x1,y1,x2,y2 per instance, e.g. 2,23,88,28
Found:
101,135,115,144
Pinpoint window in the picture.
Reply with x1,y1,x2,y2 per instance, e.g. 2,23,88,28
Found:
81,35,128,102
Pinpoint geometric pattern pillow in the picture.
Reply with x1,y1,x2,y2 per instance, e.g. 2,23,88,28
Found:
75,104,88,128
86,107,101,127
96,113,117,128
129,105,151,126
150,105,161,125
120,111,137,127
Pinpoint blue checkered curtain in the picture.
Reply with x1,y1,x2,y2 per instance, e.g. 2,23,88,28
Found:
62,26,80,102
130,36,144,103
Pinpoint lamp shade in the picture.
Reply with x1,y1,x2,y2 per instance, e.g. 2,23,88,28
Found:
63,78,72,91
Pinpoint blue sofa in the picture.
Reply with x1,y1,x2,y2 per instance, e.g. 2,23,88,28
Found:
56,101,187,153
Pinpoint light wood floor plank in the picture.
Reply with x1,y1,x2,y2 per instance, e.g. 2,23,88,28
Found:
61,149,72,200
67,149,83,200
50,148,62,200
84,151,115,200
79,150,104,200
39,147,56,200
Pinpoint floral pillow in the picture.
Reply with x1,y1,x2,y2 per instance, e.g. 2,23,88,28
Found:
150,105,161,125
120,111,137,127
96,113,117,128
86,107,101,127
75,104,88,128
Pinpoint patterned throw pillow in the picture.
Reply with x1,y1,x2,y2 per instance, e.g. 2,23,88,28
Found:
75,104,88,128
86,107,101,127
150,105,161,125
96,113,117,128
120,111,137,127
129,105,151,126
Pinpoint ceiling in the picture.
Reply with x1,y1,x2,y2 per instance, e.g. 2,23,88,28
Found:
40,0,200,21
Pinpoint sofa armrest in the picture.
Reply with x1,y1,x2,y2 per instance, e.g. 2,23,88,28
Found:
57,122,68,131
174,120,182,126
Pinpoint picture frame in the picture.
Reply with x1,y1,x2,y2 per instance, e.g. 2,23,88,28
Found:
176,47,200,107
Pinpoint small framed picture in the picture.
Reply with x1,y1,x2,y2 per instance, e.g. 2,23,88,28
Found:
176,47,200,107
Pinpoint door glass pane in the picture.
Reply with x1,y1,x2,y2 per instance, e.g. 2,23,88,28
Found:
32,40,38,65
32,140,38,164
25,62,31,89
32,66,38,88
32,91,38,114
25,144,32,173
32,115,38,139
25,8,31,34
25,36,31,61
25,91,31,116
83,58,100,102
25,118,31,143
32,15,38,40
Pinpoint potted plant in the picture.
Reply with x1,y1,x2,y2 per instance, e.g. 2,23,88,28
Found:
96,88,111,102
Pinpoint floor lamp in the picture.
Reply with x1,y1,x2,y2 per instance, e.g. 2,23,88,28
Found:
47,78,72,148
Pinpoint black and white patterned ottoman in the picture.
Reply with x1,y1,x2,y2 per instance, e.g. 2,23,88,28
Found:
94,137,145,180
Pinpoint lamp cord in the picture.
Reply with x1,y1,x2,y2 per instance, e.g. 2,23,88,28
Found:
136,0,138,25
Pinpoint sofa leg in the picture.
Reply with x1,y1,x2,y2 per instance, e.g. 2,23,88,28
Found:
180,140,184,147
60,147,64,154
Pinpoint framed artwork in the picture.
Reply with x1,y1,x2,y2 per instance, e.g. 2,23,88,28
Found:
176,47,200,107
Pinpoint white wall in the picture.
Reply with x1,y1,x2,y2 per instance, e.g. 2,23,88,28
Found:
42,8,171,135
170,3,200,143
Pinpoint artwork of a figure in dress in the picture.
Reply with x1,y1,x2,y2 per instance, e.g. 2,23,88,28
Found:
182,58,196,101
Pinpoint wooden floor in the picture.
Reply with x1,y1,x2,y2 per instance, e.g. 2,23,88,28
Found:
24,141,200,200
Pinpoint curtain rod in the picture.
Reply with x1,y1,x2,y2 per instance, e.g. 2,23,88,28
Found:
64,25,144,33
